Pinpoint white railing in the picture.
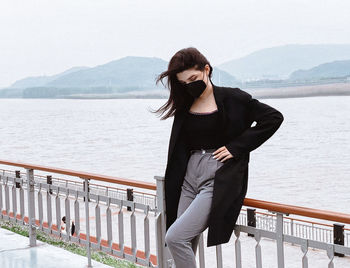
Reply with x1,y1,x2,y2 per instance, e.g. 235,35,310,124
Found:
1,161,350,268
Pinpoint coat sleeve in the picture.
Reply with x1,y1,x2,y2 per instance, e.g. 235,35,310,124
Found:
225,90,284,160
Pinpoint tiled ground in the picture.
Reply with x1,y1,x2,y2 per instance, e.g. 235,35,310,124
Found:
0,228,110,268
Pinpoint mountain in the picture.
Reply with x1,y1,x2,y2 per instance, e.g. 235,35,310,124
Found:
0,56,239,98
217,44,350,81
2,44,350,98
46,56,168,88
10,66,89,88
289,60,350,80
210,67,241,87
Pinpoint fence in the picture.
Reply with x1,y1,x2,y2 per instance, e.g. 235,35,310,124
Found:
1,160,350,267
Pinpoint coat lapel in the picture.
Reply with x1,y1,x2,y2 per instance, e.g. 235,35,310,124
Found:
167,82,226,164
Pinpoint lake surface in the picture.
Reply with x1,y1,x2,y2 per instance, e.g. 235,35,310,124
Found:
0,96,349,214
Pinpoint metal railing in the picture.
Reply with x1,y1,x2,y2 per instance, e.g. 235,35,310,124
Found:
154,176,350,268
0,168,157,213
1,159,350,268
0,160,157,267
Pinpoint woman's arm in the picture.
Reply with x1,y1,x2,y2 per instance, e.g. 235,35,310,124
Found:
225,91,284,160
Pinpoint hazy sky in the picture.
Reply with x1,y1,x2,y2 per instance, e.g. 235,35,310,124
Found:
1,0,349,88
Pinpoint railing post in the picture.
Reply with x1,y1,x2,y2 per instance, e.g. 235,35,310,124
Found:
47,175,53,194
247,208,256,237
154,175,173,268
127,188,134,211
290,219,294,246
83,178,92,267
26,168,36,246
83,178,90,202
15,170,21,188
333,223,345,257
275,212,285,268
12,171,19,220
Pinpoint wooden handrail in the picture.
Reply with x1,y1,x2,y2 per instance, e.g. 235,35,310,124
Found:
1,159,349,224
244,198,350,225
0,160,156,190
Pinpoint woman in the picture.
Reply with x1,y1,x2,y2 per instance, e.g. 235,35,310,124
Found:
152,47,284,268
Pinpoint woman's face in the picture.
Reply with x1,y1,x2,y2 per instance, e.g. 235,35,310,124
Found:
176,64,209,86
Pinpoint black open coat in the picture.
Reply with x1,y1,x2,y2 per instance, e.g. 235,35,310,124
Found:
164,83,284,247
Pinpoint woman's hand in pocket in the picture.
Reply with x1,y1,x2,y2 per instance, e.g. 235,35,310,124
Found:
212,146,234,162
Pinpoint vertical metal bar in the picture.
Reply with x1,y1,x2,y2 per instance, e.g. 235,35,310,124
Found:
65,190,71,240
106,198,112,251
95,199,101,248
198,233,205,268
234,228,241,268
321,227,326,242
19,179,24,223
130,202,137,262
254,231,262,268
55,188,61,235
153,196,157,217
118,201,125,255
326,244,335,268
291,219,294,246
12,177,17,220
84,178,92,267
47,184,52,233
276,212,285,268
38,186,43,230
0,178,3,216
155,212,167,267
154,175,171,268
144,206,151,265
216,244,223,268
74,193,80,239
300,239,308,268
26,168,36,246
5,177,10,215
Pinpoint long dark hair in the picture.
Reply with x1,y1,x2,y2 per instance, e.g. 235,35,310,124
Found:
150,47,213,120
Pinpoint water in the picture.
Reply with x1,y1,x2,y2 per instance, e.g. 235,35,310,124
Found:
0,96,349,215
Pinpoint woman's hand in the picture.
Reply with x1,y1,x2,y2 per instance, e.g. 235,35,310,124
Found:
212,146,234,162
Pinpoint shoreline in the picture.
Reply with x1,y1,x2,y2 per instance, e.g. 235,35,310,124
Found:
0,82,349,100
246,82,350,99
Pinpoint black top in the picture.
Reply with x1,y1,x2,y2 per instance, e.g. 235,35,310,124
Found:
182,109,225,150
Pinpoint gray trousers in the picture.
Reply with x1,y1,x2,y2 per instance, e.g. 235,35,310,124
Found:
165,148,224,268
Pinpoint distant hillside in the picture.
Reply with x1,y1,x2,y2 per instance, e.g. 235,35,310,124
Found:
10,66,89,88
46,56,168,88
8,56,239,89
2,45,350,99
210,67,241,87
0,56,239,98
217,44,350,80
289,60,350,80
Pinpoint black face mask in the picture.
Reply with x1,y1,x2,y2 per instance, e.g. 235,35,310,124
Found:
184,71,208,98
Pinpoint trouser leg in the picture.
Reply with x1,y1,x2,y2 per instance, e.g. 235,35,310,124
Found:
176,178,200,256
165,183,214,268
